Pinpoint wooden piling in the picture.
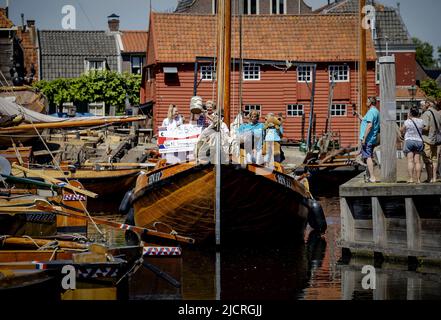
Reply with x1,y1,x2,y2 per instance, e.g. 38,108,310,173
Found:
379,55,397,183
340,174,441,262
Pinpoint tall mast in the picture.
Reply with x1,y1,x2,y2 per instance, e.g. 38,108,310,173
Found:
217,0,232,128
359,0,368,116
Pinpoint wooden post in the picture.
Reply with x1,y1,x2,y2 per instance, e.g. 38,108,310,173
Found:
359,0,368,116
372,197,387,247
379,55,397,183
407,277,422,300
340,197,355,243
341,269,356,300
373,272,388,300
405,198,421,251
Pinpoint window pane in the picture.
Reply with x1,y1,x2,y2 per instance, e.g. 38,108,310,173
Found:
287,104,304,117
279,0,284,14
251,0,257,14
272,0,277,13
243,0,248,14
132,56,141,67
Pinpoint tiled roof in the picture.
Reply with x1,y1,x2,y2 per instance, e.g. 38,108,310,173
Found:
316,0,366,14
175,0,197,13
39,30,119,56
38,30,119,80
316,0,413,47
396,86,426,100
121,30,148,53
149,13,377,64
424,68,441,81
0,8,14,28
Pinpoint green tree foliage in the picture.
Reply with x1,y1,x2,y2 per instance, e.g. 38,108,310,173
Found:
33,71,141,113
438,46,441,67
420,79,441,105
413,37,436,68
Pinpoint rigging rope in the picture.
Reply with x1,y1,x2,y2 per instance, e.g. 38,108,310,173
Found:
0,70,105,239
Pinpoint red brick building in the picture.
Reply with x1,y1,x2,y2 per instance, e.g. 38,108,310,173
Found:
141,13,377,145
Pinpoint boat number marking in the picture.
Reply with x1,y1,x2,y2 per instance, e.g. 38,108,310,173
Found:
276,174,292,189
148,172,163,185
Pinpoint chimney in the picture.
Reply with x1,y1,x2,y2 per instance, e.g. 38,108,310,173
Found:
21,13,26,32
5,0,9,18
107,13,120,32
397,2,400,12
26,20,37,46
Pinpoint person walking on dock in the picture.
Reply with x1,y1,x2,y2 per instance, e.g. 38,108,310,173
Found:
400,106,424,183
421,100,441,183
356,97,380,183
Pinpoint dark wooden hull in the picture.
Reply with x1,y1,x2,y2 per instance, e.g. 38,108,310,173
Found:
16,168,141,199
132,163,310,245
0,270,60,300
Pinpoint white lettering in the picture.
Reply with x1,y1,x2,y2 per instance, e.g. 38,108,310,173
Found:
361,265,376,290
61,5,76,30
362,5,376,30
61,265,76,290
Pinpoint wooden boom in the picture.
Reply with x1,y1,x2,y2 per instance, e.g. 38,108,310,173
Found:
12,163,98,198
35,200,195,244
0,116,147,132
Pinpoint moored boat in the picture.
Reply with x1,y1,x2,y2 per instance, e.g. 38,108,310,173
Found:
130,1,325,246
131,162,312,245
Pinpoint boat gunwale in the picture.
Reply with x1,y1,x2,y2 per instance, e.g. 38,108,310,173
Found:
131,161,310,205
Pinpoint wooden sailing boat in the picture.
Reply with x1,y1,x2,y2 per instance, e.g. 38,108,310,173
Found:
0,96,146,145
131,0,322,245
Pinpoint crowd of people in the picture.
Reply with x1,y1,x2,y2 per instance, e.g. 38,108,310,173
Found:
160,100,285,167
162,96,441,183
356,96,441,184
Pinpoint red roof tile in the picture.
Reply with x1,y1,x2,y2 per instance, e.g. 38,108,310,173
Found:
396,86,426,100
149,13,377,64
0,8,14,29
121,30,148,53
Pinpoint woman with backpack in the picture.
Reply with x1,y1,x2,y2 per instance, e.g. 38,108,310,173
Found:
400,106,425,183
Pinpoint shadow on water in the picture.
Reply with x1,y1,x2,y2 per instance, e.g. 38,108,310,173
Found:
173,231,328,301
82,197,441,300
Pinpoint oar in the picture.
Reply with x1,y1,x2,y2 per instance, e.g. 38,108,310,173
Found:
2,236,88,250
12,163,98,198
1,174,61,190
34,200,195,245
142,260,181,288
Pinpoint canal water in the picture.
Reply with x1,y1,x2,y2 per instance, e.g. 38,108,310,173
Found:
78,196,441,301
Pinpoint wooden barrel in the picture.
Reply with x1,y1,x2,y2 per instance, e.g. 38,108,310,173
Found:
190,96,203,114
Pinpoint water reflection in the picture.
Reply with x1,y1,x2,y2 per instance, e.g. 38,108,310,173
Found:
81,197,441,301
339,257,441,300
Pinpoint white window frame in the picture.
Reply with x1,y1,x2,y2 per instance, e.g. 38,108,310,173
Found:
329,65,349,82
212,0,217,14
131,56,143,74
287,104,304,117
375,61,380,84
243,64,260,80
200,65,216,81
270,0,287,14
243,104,261,116
88,102,106,116
243,0,260,15
331,104,347,117
86,59,105,72
297,66,312,83
62,102,74,114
